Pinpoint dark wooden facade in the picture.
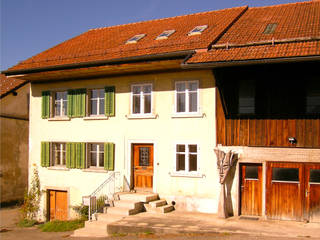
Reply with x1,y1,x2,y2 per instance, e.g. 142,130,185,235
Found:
215,62,320,148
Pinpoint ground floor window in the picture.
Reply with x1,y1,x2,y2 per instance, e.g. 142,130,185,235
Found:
175,144,198,172
88,143,104,168
52,142,66,166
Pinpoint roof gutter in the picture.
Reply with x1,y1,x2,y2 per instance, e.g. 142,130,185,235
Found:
2,50,196,76
181,55,320,69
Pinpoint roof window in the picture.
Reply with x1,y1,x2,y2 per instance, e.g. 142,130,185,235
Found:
156,30,175,40
188,25,208,36
126,34,146,44
263,23,277,34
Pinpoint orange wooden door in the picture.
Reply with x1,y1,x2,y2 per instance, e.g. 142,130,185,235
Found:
240,164,262,216
49,190,67,221
266,162,304,221
133,144,153,190
305,164,320,222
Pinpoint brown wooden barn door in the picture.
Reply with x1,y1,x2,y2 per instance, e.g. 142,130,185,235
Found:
132,144,154,190
240,164,262,216
305,164,320,222
266,162,304,221
49,190,68,221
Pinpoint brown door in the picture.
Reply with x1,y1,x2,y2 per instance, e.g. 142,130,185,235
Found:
132,144,153,190
305,164,320,222
240,164,262,216
49,190,68,221
266,162,304,221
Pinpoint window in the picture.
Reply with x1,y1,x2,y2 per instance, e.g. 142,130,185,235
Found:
175,81,198,113
54,91,67,117
52,143,66,166
272,168,299,182
263,23,277,34
88,143,104,168
132,84,152,115
156,30,175,40
126,34,146,44
188,25,207,36
89,89,105,116
176,144,198,172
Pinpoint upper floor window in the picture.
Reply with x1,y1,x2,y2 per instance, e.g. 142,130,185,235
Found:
132,84,152,115
54,91,67,117
156,30,175,40
176,144,198,172
52,142,66,166
126,34,146,44
89,89,105,116
175,81,198,113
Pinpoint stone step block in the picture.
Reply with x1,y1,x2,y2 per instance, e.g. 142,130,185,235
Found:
106,206,140,216
149,199,167,208
118,193,159,203
114,199,144,210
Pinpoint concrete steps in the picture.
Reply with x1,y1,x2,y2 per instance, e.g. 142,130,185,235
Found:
72,192,163,237
144,199,175,214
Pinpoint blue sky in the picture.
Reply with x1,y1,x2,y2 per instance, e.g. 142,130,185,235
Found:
1,0,307,71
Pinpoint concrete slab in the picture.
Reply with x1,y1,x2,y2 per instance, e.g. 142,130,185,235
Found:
107,211,320,239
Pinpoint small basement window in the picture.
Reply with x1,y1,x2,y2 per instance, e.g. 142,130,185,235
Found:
126,34,146,44
263,23,277,34
156,30,175,40
188,25,208,36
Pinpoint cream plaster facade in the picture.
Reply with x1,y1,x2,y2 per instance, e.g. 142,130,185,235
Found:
29,70,222,220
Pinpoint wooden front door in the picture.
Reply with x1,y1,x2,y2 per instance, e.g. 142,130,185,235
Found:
49,190,68,221
240,164,262,216
305,164,320,222
132,144,153,190
266,162,320,222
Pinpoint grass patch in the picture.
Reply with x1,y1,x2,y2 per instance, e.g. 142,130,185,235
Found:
38,219,85,232
17,219,38,227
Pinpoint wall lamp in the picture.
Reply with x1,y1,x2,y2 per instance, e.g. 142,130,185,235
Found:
288,137,297,145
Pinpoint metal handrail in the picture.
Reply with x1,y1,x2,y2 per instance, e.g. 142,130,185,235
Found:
87,171,120,221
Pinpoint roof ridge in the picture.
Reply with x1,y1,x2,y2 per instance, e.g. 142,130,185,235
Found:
88,6,247,31
250,0,317,10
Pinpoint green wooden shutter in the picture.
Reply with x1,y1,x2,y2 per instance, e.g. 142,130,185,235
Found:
75,142,86,169
105,86,115,117
66,142,76,168
41,142,50,167
66,143,71,168
67,89,86,117
41,91,50,119
67,90,74,117
104,142,114,171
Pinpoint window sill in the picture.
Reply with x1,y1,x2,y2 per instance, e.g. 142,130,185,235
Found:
171,113,205,118
83,116,109,120
48,166,69,171
169,172,205,178
82,168,108,173
48,117,71,121
126,114,158,119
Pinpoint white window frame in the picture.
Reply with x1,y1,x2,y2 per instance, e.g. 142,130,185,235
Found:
88,143,104,168
173,142,200,176
188,25,208,36
126,34,146,44
89,88,105,116
54,91,68,117
174,80,199,115
131,83,153,116
51,142,66,166
156,30,175,40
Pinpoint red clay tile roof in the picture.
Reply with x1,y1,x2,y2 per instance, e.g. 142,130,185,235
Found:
187,1,320,64
0,74,27,98
187,40,320,64
7,6,247,72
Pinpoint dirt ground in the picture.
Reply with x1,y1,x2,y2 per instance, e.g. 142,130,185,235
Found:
0,207,316,240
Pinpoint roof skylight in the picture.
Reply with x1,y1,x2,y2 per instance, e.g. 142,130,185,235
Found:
126,34,146,44
263,23,277,34
188,25,208,36
156,30,175,40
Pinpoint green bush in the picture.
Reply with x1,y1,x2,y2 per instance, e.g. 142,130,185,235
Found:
72,204,88,220
17,219,38,228
38,220,85,232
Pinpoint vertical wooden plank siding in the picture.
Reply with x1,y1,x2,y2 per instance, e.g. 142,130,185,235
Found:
216,92,320,147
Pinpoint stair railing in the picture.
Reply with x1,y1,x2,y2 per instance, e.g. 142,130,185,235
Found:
86,171,121,221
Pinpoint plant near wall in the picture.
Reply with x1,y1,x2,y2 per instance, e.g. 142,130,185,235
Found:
19,166,41,224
